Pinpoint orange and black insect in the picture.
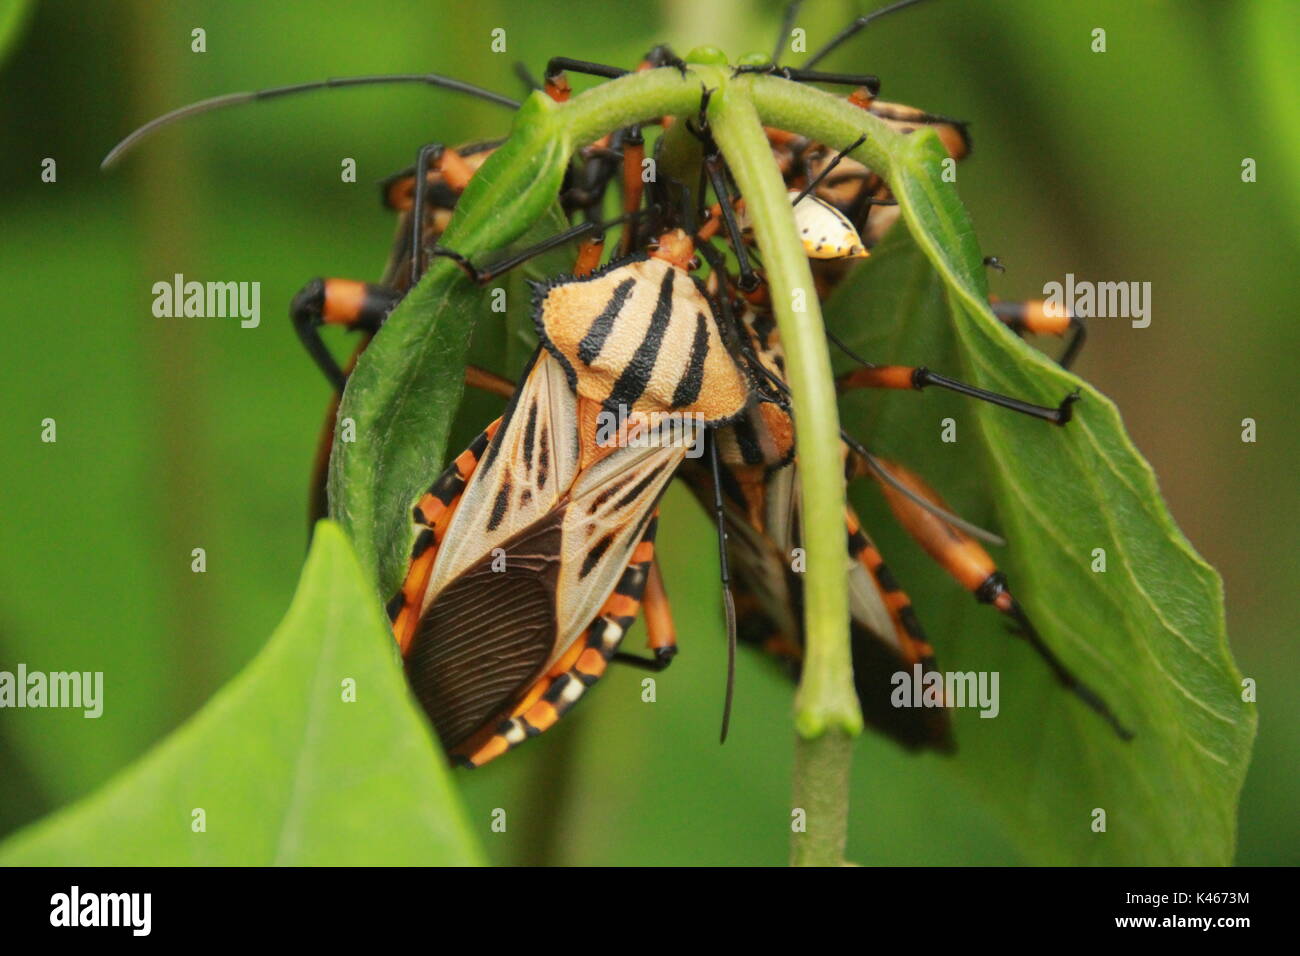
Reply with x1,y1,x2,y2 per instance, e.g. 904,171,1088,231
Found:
386,201,763,765
98,0,1125,764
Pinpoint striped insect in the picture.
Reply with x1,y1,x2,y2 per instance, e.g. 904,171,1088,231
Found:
387,222,759,766
98,0,1113,762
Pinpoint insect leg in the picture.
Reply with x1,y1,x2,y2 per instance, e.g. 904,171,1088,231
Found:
733,64,881,96
619,126,646,256
702,155,761,293
708,432,739,743
864,455,1134,740
833,345,1081,426
845,506,935,669
388,419,503,654
791,134,867,205
613,512,678,670
290,278,399,392
543,57,630,101
463,364,516,400
990,299,1087,369
409,143,480,285
430,219,603,285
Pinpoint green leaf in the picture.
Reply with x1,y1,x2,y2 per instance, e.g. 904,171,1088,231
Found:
0,522,484,866
825,225,1253,865
328,111,572,598
750,75,1254,863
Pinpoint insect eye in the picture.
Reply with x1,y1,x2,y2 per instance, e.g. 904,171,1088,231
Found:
688,256,701,272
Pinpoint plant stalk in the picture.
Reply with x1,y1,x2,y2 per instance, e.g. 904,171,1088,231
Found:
709,78,863,866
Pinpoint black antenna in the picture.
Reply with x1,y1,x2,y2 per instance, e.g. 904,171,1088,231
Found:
102,73,519,169
513,61,542,92
708,432,738,744
772,0,806,65
791,133,866,206
838,429,1007,546
802,0,931,70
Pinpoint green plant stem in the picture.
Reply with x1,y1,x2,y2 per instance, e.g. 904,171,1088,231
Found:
709,79,862,866
709,81,862,741
790,731,855,866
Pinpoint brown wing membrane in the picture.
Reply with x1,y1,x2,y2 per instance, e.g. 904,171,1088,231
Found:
406,515,563,750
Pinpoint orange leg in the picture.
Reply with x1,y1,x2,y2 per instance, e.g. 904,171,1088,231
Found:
388,418,503,654
619,128,645,256
989,297,1087,369
609,510,677,671
861,454,1133,740
836,363,1079,426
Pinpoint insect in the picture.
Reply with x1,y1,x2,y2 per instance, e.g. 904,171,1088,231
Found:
671,112,1131,746
99,0,1127,765
386,207,761,766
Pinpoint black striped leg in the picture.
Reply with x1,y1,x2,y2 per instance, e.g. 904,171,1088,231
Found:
831,335,1080,426
865,455,1134,741
614,532,678,671
290,278,399,392
990,299,1088,370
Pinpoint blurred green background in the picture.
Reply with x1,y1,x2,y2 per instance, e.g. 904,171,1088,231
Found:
0,0,1293,864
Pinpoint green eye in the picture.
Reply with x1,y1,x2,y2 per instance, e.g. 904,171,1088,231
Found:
735,51,770,68
685,45,728,66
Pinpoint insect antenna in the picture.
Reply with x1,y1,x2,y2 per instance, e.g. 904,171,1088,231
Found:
839,430,1008,547
707,431,739,744
802,0,932,70
513,61,542,92
102,73,519,169
772,0,806,65
791,134,867,205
